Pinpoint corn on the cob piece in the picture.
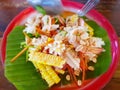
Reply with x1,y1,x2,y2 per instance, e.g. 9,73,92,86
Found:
37,64,55,87
31,61,55,87
45,65,61,84
31,60,38,69
55,69,65,74
29,51,65,68
30,60,61,87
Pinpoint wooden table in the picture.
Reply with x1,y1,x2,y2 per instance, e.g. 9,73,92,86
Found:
0,0,120,90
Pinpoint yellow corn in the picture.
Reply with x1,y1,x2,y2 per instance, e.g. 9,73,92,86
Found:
84,22,94,36
47,38,53,42
31,61,55,87
37,64,55,87
30,60,61,87
55,69,65,74
32,60,38,69
29,51,65,68
45,65,61,84
71,14,79,23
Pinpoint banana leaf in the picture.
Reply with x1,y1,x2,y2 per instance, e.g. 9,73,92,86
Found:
5,19,111,90
5,26,48,90
85,20,111,78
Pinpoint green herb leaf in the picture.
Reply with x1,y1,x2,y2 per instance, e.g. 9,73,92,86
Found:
55,18,59,24
59,31,67,36
20,41,26,48
35,32,41,38
35,5,46,15
27,33,34,38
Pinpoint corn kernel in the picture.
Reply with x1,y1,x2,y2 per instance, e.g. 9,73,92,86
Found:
55,69,65,74
47,38,53,42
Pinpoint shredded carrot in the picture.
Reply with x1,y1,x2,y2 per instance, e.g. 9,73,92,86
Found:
51,18,55,24
59,26,64,30
80,59,86,81
42,38,54,47
82,70,86,82
66,64,78,86
57,16,65,25
50,30,57,36
62,64,67,70
66,65,74,82
85,57,88,70
36,27,51,37
78,52,88,82
70,68,78,86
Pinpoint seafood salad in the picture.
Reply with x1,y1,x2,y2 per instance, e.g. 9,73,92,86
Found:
19,12,105,87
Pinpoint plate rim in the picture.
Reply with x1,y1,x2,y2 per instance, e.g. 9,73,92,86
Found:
1,1,120,90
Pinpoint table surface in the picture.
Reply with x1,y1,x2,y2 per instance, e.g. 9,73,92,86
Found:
0,0,120,90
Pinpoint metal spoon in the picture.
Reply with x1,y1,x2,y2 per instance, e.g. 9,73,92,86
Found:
27,0,100,16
